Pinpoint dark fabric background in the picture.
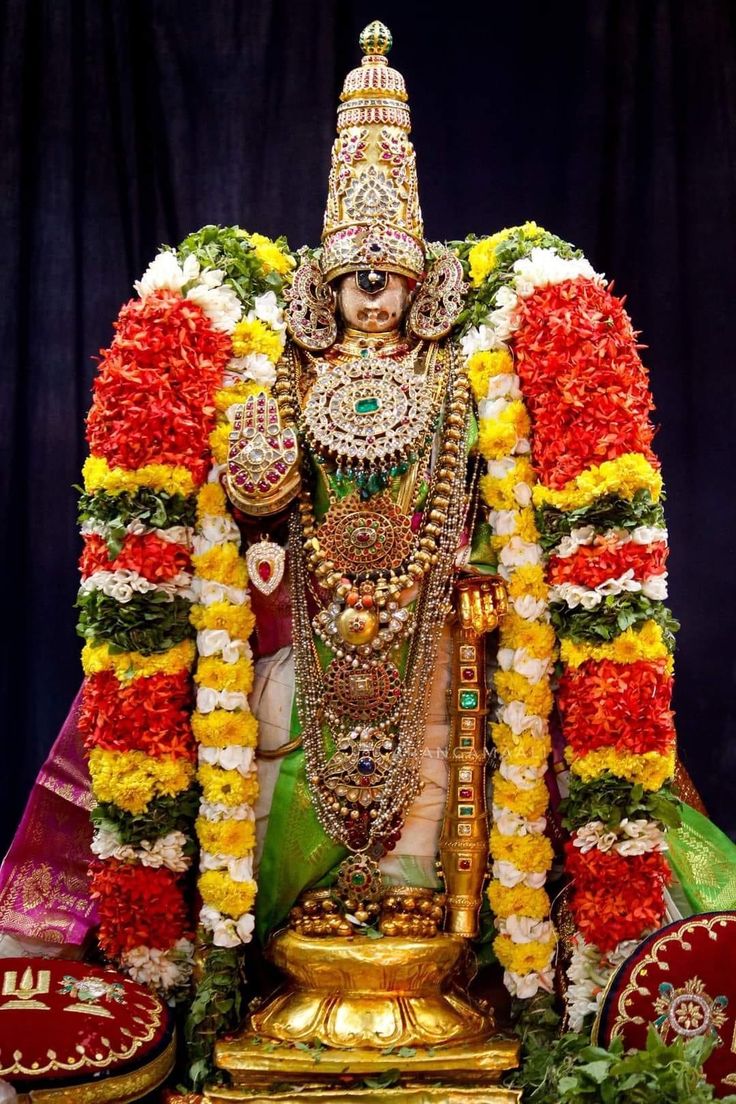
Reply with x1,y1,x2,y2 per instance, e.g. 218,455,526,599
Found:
1,0,735,851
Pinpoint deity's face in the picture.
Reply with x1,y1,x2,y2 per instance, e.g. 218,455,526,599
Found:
334,271,412,334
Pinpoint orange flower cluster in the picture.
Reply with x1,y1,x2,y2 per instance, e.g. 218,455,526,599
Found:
548,540,668,589
514,279,658,490
565,843,670,952
512,261,675,1004
80,532,192,583
558,658,675,757
79,670,195,759
90,860,192,958
86,292,231,482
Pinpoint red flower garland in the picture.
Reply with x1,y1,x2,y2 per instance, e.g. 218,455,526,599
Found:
86,292,230,480
80,532,193,583
558,658,675,757
90,861,193,958
514,279,658,489
80,670,195,759
565,844,670,952
548,541,668,589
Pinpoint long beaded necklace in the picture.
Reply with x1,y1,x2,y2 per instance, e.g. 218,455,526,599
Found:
288,341,473,895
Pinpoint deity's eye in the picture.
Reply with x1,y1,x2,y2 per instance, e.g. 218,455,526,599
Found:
356,270,387,294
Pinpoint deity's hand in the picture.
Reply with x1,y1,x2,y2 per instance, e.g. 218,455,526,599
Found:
455,574,507,635
224,390,301,516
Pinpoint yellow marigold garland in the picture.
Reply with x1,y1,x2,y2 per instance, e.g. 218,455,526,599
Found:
471,320,557,999
82,455,196,497
190,286,286,953
88,748,195,815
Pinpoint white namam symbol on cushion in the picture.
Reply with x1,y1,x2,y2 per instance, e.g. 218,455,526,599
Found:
654,977,728,1041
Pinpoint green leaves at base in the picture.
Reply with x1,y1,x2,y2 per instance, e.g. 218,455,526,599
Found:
92,788,200,847
550,593,679,649
561,774,682,833
535,491,666,555
78,487,197,551
511,1025,736,1104
184,939,244,1091
175,224,294,300
76,590,194,654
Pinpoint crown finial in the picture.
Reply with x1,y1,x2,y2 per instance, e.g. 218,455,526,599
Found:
359,21,392,57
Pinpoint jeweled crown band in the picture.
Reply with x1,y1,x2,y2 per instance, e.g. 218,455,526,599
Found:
322,224,425,282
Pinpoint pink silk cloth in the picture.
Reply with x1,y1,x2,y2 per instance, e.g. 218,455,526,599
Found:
0,689,97,948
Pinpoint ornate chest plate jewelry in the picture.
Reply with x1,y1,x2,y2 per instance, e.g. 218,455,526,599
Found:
301,351,434,476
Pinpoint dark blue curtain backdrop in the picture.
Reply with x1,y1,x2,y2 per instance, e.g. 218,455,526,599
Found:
1,0,735,850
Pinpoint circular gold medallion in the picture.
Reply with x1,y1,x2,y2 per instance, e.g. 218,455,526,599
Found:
318,492,414,575
324,658,401,721
336,607,379,645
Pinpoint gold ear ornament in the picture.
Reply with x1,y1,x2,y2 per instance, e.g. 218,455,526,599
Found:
285,259,337,350
408,246,466,340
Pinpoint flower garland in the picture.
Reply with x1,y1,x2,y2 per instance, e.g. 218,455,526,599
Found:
79,263,237,994
79,226,294,1032
457,226,678,1028
171,227,294,1089
457,222,559,1000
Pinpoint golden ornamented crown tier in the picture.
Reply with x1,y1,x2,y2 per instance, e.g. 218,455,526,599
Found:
321,21,425,281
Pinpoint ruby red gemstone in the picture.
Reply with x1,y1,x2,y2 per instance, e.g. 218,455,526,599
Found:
257,560,273,583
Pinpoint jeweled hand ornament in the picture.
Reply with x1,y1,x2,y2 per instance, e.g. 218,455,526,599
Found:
225,389,301,516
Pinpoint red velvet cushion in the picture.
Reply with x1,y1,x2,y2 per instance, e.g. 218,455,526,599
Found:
0,958,173,1091
594,912,736,1098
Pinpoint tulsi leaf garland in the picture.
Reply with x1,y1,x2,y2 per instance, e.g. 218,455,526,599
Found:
453,224,677,1026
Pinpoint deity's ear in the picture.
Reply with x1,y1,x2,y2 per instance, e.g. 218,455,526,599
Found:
285,259,337,350
408,246,466,340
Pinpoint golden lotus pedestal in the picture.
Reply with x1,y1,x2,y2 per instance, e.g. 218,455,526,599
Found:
207,931,520,1103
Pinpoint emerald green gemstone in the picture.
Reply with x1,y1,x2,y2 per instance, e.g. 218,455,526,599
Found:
459,690,479,710
352,873,366,886
459,805,474,817
355,396,380,414
459,737,473,748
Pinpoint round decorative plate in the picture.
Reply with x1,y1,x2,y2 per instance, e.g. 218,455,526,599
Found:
594,911,736,1098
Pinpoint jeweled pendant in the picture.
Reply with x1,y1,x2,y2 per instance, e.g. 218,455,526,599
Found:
336,606,379,645
336,854,383,906
246,538,286,596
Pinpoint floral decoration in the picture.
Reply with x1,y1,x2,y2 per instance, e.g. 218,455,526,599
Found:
77,226,294,1062
453,224,678,1023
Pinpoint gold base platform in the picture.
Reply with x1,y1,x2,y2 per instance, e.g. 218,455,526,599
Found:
247,930,490,1048
209,932,519,1102
206,1084,521,1103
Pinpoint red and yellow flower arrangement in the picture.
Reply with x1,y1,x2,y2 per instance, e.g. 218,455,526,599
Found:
456,225,678,1025
77,227,294,1027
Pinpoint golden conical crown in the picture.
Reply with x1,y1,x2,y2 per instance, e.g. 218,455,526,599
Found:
321,22,425,281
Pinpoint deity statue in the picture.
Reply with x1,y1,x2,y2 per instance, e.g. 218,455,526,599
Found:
2,17,736,1104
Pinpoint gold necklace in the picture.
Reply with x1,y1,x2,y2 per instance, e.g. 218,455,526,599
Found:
289,347,473,868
